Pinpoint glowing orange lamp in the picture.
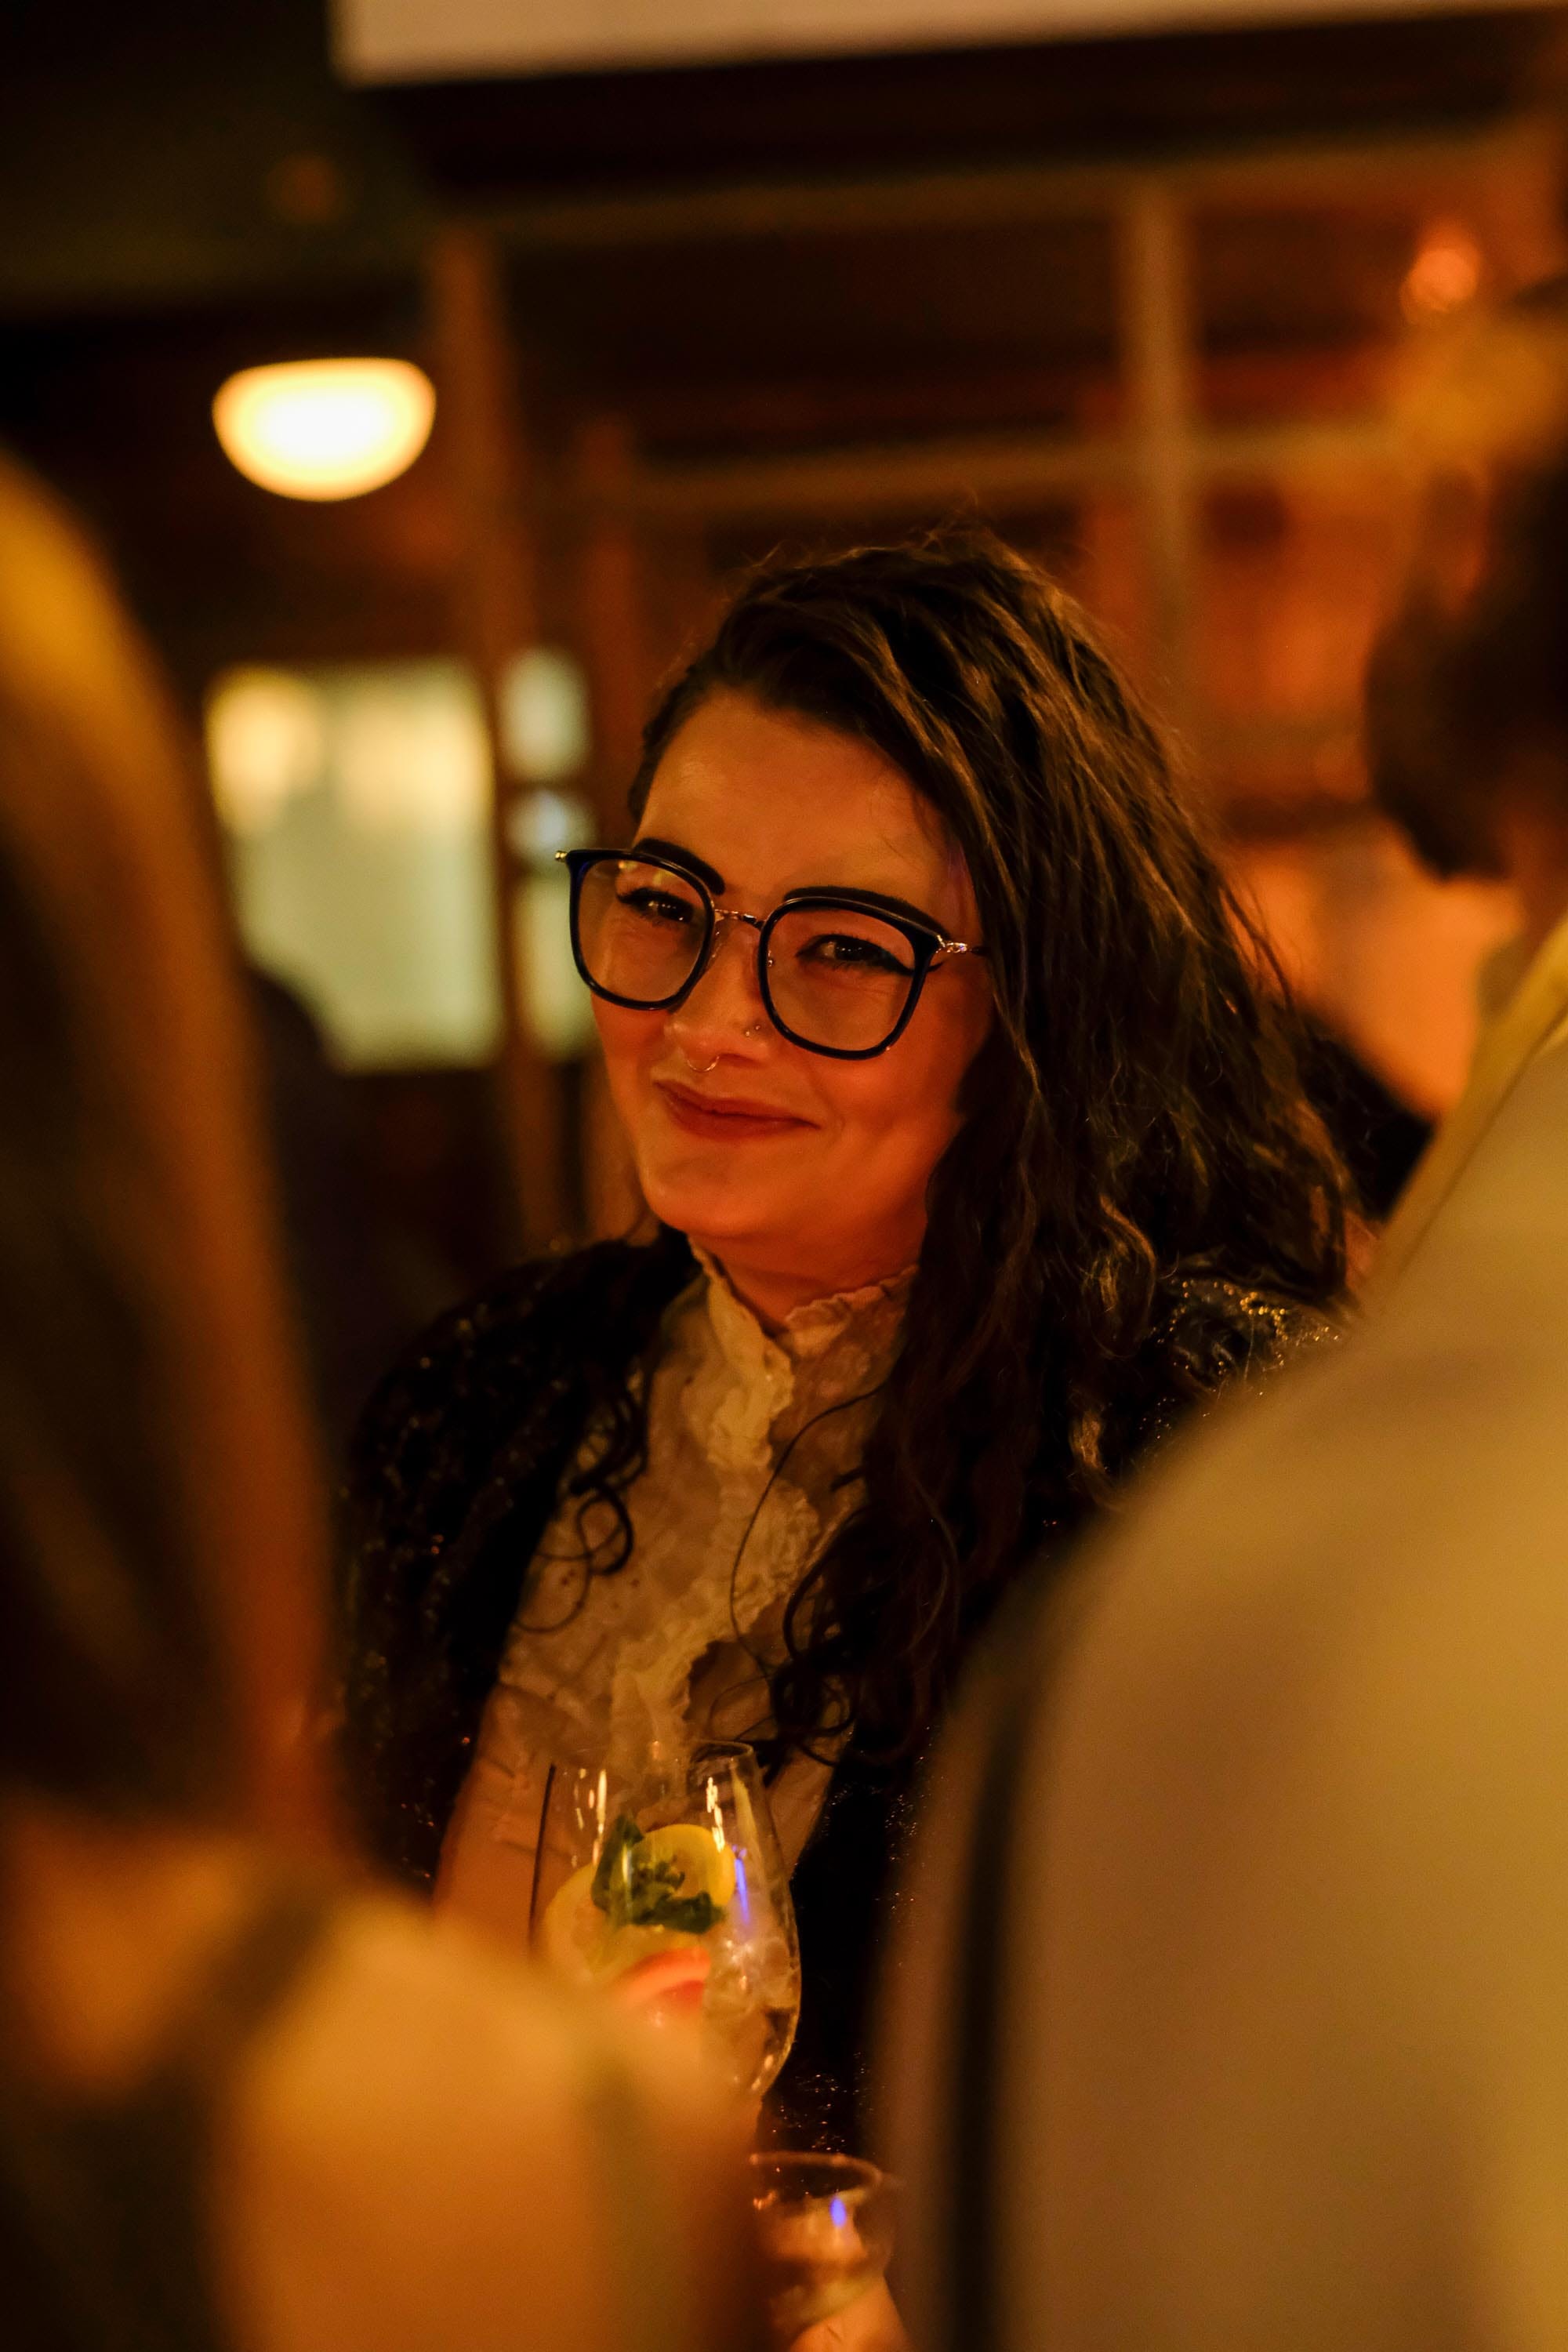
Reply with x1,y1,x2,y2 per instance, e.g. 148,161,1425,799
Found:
212,358,435,500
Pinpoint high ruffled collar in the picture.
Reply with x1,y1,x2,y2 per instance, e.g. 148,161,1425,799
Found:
690,1243,914,1392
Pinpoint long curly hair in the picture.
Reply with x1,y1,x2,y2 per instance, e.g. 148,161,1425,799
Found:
589,532,1348,1762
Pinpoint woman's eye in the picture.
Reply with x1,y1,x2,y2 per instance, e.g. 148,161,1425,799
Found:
800,931,911,977
617,887,698,927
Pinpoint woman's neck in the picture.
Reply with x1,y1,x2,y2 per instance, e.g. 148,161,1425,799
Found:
701,1244,915,1332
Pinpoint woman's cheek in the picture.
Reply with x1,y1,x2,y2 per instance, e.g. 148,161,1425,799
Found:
593,1005,662,1123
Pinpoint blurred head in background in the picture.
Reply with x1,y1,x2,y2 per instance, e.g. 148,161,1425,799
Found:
1367,280,1568,949
0,455,325,1848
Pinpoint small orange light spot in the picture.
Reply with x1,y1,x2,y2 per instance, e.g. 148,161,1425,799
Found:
1402,222,1483,325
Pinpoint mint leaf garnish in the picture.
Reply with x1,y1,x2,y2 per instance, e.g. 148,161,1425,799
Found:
588,1815,727,1936
639,1892,720,1935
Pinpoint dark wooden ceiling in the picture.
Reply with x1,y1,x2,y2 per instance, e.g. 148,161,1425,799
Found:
2,0,1563,697
379,9,1566,195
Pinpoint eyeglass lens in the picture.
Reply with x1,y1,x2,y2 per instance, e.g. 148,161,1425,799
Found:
574,855,920,1053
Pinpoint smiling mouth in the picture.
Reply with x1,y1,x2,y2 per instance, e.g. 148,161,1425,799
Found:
655,1080,814,1138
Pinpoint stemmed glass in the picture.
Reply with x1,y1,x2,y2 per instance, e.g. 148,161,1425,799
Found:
528,1739,802,2103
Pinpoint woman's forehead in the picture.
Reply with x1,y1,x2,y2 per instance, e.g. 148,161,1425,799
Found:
641,690,971,917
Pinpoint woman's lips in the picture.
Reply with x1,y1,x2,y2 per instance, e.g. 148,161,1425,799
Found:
655,1080,813,1142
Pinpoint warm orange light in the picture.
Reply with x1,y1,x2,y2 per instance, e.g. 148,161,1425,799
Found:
212,359,435,500
1401,223,1483,325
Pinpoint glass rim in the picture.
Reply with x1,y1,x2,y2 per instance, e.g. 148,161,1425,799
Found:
688,1737,762,1767
747,2151,902,2205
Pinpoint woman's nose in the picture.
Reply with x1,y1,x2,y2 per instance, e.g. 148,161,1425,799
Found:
667,916,768,1063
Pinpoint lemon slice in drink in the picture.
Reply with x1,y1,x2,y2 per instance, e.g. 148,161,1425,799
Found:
597,1825,735,1981
639,1822,737,1910
542,1823,735,1985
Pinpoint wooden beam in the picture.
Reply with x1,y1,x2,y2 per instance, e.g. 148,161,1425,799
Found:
1201,416,1399,481
552,416,1395,527
569,414,655,1243
427,220,571,1253
1122,177,1199,732
572,414,655,833
477,121,1544,254
626,428,1132,521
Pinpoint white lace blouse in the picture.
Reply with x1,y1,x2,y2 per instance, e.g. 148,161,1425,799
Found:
434,1250,911,1944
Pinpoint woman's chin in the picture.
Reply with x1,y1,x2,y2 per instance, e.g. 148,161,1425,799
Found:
637,1163,794,1253
646,1191,777,1251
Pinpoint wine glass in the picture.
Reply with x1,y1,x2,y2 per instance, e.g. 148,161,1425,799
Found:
529,1738,802,2101
750,2152,899,2342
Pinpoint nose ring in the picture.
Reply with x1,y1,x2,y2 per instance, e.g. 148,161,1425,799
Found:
681,1020,764,1076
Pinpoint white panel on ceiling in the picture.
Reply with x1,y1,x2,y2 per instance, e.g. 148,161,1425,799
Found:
335,0,1552,83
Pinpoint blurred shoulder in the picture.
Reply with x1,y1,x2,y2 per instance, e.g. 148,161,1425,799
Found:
227,1895,746,2352
1035,1289,1568,2013
1068,1284,1501,1740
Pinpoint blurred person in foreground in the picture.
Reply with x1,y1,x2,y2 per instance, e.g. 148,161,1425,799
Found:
0,453,752,2352
885,290,1568,2352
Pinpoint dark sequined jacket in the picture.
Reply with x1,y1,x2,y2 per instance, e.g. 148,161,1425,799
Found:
341,1228,1333,2147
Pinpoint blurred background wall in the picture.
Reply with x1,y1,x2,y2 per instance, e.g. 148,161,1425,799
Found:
3,0,1562,1434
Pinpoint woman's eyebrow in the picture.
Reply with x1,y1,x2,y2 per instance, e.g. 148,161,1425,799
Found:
627,839,946,931
783,882,946,931
629,835,726,895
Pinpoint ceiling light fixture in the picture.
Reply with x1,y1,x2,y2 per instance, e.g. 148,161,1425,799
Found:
212,358,435,500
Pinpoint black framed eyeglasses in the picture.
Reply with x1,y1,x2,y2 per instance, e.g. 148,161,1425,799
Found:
557,845,984,1061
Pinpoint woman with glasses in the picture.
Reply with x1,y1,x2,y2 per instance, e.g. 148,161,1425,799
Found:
343,532,1348,2150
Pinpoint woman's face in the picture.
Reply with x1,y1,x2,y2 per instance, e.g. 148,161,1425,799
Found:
595,690,993,1316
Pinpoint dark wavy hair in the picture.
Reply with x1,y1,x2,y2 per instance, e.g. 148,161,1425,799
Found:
583,532,1348,1762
